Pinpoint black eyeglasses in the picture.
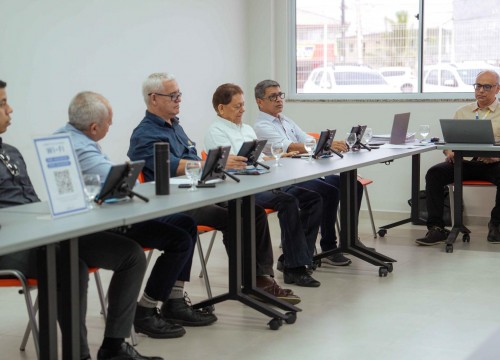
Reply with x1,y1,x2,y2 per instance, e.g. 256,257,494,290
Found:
148,92,182,101
473,83,497,91
262,92,285,102
0,150,19,176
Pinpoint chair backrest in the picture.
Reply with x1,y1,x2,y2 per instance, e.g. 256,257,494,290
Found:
201,150,208,160
307,132,321,140
138,171,145,183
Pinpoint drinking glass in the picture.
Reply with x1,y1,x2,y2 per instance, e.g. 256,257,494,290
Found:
83,174,101,209
419,124,430,143
271,142,285,167
304,138,316,163
185,161,202,191
363,127,373,144
346,133,357,152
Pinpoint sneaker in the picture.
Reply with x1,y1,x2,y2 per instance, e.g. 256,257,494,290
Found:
283,267,321,287
97,342,163,360
134,304,185,339
321,252,352,266
256,276,301,305
161,293,217,327
487,222,500,243
415,226,450,246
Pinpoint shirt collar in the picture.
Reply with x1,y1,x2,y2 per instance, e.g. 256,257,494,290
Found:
474,98,499,112
215,116,242,130
145,110,179,127
258,110,282,122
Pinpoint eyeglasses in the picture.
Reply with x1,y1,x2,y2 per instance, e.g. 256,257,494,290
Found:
0,150,19,176
148,92,183,101
473,83,498,91
261,92,285,102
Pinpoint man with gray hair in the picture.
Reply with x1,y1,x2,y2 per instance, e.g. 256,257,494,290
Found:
128,73,300,304
55,91,218,341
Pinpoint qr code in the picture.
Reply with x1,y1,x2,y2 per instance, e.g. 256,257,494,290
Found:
53,169,74,194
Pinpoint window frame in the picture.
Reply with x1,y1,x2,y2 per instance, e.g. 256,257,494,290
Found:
287,0,475,101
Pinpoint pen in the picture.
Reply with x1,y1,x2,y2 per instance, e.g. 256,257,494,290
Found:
475,111,479,120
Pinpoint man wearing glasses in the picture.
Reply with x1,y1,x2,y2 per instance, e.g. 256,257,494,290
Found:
0,81,162,360
417,70,500,245
253,80,365,268
128,73,300,304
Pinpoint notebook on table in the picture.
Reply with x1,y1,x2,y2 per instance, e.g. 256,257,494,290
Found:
440,119,497,144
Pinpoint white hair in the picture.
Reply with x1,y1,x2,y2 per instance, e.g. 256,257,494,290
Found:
142,72,176,105
68,91,109,131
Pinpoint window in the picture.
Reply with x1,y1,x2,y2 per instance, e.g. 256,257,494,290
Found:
292,0,500,99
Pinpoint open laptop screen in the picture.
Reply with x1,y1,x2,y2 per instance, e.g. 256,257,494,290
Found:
440,119,495,144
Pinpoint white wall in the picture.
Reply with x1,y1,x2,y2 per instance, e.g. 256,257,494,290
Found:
1,0,494,217
1,0,248,200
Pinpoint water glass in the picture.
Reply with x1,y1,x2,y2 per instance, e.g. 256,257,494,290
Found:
185,161,202,191
271,142,285,167
83,174,101,209
419,124,430,143
304,138,316,163
363,127,373,144
346,133,357,152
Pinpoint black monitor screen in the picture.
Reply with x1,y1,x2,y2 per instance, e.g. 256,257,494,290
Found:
200,146,231,183
95,160,145,204
314,129,336,159
237,139,267,165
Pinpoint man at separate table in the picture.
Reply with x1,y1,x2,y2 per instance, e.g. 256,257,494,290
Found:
54,91,217,339
205,83,322,287
253,79,364,265
0,80,162,360
416,70,500,245
128,72,300,303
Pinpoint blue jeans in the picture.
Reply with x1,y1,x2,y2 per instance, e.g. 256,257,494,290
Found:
296,175,363,252
125,213,197,301
255,186,322,268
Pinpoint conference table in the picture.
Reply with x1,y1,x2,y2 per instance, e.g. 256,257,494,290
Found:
436,143,500,253
0,144,435,359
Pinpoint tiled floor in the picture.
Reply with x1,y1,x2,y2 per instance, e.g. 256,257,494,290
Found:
1,212,500,360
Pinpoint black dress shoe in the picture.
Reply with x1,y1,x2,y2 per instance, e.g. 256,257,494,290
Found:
161,293,217,326
97,342,163,360
283,268,321,287
134,304,186,338
487,222,500,243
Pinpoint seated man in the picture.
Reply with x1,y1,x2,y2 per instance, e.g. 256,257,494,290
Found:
253,79,364,265
0,80,161,360
54,91,217,339
128,72,300,303
205,83,322,287
416,70,500,245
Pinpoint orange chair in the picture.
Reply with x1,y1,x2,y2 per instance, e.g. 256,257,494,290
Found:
0,267,107,358
307,132,378,238
447,180,494,229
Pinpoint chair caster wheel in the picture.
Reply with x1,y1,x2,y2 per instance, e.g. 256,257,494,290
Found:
268,318,282,330
445,244,453,253
377,229,387,237
462,234,470,242
379,267,388,277
285,312,297,324
385,263,394,273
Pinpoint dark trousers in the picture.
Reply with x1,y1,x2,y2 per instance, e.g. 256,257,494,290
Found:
255,186,322,268
425,160,500,227
184,203,274,276
0,232,146,359
125,213,197,301
296,174,363,251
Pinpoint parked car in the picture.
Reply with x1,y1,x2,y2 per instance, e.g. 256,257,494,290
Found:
379,67,416,93
423,62,500,92
303,66,397,93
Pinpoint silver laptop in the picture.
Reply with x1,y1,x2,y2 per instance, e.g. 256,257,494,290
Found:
390,112,411,144
440,119,495,144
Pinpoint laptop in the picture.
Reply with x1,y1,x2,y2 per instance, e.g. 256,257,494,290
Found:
440,119,496,144
390,112,411,144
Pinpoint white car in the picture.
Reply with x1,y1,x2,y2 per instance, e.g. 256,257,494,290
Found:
379,67,416,93
423,62,500,92
303,66,397,93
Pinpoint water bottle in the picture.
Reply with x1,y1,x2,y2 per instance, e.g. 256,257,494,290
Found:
154,142,170,195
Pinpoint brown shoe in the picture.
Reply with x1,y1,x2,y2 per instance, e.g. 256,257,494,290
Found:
256,276,301,305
